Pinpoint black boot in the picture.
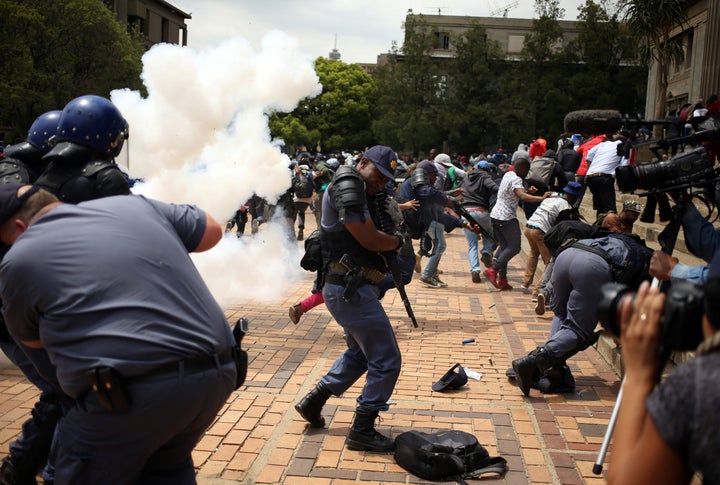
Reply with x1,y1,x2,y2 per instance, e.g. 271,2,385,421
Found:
536,363,576,394
345,409,395,452
0,456,38,485
295,382,332,427
512,347,554,396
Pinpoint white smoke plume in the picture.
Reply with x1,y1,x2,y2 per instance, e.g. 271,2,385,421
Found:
110,31,322,306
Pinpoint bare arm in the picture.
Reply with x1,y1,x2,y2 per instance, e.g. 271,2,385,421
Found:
194,213,223,252
513,187,550,203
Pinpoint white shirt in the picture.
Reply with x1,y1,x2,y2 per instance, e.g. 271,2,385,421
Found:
526,194,571,233
490,171,525,221
586,140,628,176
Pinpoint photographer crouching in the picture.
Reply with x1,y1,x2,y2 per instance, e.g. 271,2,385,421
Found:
607,250,720,484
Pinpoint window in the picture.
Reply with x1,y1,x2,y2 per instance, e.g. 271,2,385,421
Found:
684,30,693,69
161,17,169,43
434,31,450,50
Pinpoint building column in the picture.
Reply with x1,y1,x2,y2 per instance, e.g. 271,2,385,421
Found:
700,0,720,97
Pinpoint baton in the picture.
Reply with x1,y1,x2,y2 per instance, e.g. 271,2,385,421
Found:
390,257,418,328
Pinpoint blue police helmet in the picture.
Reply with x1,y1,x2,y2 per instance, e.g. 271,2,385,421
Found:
55,95,128,158
27,110,62,155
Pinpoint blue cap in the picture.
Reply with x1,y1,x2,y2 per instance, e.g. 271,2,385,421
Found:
475,160,491,170
363,145,397,180
563,181,583,197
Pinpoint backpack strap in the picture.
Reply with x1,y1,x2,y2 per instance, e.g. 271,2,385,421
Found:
569,241,617,272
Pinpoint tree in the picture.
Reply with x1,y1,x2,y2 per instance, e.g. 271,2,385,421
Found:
443,24,522,153
617,0,692,126
0,0,145,143
269,57,377,154
372,15,447,156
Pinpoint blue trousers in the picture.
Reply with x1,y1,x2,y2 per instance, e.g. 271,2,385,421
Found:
0,339,62,481
422,221,446,278
545,248,611,359
54,362,235,485
463,210,495,274
321,282,401,412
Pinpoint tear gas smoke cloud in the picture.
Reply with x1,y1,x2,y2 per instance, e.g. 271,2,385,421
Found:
110,31,322,306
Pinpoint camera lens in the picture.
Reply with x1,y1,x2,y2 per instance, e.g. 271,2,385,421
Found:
597,282,636,337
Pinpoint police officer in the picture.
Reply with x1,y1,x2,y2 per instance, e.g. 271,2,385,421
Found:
0,184,237,484
294,145,405,452
511,233,651,396
0,111,64,485
35,95,130,203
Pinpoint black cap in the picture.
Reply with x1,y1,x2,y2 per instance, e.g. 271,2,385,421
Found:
0,183,40,226
432,363,468,392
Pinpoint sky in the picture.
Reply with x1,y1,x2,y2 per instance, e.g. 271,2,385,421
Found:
171,0,589,65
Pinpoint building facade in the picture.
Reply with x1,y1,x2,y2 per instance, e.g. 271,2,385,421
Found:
402,12,582,61
648,0,720,116
103,0,191,47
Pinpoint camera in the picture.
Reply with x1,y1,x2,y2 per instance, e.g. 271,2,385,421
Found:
615,147,716,193
597,281,705,352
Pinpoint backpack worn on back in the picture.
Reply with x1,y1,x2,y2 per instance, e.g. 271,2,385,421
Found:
543,220,611,256
525,156,556,190
293,171,315,198
394,430,508,484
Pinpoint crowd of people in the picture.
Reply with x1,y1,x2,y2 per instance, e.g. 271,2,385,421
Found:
0,91,719,484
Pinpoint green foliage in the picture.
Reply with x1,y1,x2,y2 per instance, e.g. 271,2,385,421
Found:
269,57,377,153
617,0,692,121
372,15,448,156
0,0,144,142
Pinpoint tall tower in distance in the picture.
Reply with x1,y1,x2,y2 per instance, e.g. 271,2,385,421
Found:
329,33,341,60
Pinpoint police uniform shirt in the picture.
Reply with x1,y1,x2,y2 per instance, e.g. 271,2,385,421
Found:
0,195,234,398
320,186,370,231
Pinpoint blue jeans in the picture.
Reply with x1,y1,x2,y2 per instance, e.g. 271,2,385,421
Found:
463,210,495,273
422,220,446,278
490,218,521,279
321,283,401,412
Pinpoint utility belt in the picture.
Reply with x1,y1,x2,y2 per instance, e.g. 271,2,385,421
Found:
325,255,386,302
585,172,613,178
464,206,488,212
84,347,239,413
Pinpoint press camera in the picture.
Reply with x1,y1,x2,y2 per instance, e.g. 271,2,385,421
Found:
597,281,705,352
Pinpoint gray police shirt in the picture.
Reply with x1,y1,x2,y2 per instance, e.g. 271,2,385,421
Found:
0,195,234,398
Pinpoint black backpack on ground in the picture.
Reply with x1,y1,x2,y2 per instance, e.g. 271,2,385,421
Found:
394,430,508,484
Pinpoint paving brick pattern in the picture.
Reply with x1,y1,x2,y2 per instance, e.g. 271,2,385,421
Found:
0,214,624,484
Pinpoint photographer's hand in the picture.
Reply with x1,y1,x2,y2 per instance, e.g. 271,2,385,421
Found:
608,281,692,484
619,281,665,383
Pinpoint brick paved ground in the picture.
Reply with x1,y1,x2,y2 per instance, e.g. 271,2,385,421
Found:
0,211,625,484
